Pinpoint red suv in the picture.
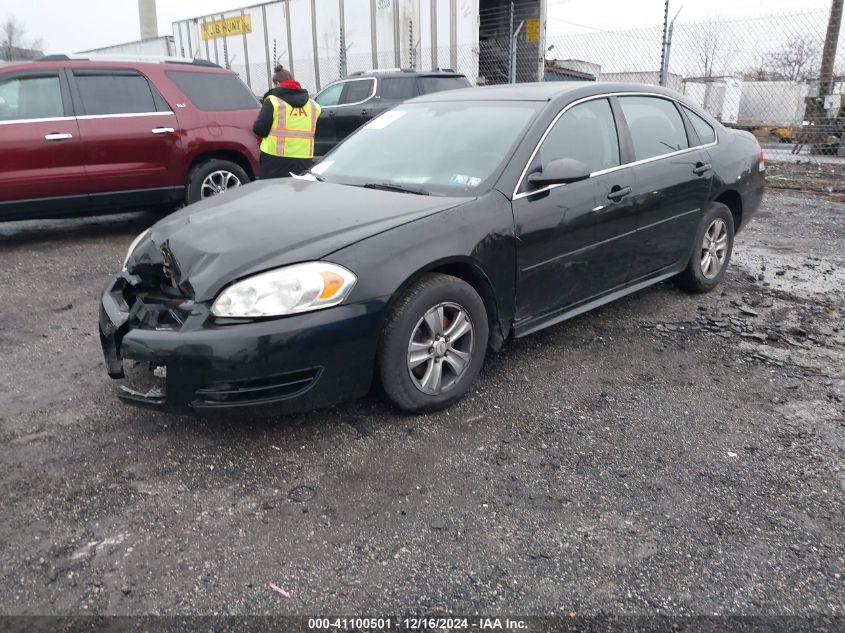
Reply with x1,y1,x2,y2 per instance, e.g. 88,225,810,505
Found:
0,56,260,221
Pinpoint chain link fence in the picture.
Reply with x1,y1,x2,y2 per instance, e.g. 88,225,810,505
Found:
208,2,843,157
479,5,845,156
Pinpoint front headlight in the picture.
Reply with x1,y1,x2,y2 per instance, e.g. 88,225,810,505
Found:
211,262,357,318
123,228,151,269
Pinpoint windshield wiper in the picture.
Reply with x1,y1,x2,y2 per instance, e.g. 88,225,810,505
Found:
361,182,430,196
305,170,326,182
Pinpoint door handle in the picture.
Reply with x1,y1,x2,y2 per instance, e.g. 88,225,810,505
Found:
692,162,711,175
607,185,632,201
151,127,175,135
44,133,73,141
327,110,336,117
361,109,369,116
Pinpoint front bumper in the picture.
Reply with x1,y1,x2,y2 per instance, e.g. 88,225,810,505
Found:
99,275,383,416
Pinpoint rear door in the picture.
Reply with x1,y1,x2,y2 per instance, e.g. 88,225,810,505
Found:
69,68,183,208
0,68,88,219
333,77,377,144
513,97,637,329
617,95,714,279
314,81,344,155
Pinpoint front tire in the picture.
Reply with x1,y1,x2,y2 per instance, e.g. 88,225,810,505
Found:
186,159,249,205
378,274,489,413
676,203,735,293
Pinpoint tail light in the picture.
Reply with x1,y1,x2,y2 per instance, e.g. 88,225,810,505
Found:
756,138,765,172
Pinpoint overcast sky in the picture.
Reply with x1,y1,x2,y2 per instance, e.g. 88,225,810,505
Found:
0,0,833,55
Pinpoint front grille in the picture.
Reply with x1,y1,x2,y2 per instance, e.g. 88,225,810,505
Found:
192,368,323,408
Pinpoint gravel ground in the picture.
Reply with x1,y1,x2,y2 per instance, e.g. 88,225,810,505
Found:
0,190,843,619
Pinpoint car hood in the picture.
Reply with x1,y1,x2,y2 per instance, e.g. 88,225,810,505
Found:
126,179,470,301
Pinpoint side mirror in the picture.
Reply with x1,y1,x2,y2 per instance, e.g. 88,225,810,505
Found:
527,158,591,187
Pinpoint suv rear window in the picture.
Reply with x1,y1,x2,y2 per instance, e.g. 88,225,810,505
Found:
417,76,470,95
166,71,259,111
380,77,417,100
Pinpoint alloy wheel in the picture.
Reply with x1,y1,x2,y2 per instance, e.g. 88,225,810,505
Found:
407,302,474,395
200,170,242,199
700,218,729,279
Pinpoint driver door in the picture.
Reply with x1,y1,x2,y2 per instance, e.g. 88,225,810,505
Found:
512,97,637,331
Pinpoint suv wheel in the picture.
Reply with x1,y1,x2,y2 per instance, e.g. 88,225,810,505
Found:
186,159,249,205
378,274,488,413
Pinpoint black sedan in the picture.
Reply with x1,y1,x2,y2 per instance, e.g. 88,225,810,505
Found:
100,82,765,415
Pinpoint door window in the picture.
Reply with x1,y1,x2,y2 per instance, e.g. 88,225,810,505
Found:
417,76,471,94
0,75,64,121
339,79,375,105
379,77,417,100
75,73,160,115
683,106,716,145
538,98,620,174
166,71,258,111
315,82,344,106
619,96,689,160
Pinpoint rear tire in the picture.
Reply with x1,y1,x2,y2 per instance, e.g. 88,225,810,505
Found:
676,203,735,293
378,274,489,413
186,159,249,205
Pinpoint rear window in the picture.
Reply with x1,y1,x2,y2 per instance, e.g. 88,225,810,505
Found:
417,76,470,95
380,77,417,100
683,106,717,145
166,71,259,111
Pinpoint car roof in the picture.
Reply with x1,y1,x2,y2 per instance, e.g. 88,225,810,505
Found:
0,57,229,74
412,81,685,103
346,68,467,79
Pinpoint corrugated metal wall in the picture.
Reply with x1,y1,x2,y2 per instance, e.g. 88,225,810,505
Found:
172,0,481,95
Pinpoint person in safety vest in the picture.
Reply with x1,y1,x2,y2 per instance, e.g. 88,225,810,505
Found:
252,65,321,179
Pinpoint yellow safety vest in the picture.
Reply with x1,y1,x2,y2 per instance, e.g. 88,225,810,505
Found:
260,96,321,159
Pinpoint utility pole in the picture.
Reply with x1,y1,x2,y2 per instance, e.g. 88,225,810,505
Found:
819,0,843,99
803,0,842,152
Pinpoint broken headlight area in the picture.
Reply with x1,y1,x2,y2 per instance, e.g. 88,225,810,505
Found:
121,265,197,331
118,361,167,406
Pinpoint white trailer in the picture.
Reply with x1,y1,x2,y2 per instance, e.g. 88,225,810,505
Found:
737,81,811,127
172,0,481,96
682,77,742,125
76,36,176,57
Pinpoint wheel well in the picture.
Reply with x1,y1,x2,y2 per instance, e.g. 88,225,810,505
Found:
387,261,503,349
189,151,255,181
715,190,743,231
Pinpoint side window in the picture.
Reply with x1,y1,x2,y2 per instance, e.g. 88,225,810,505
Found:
683,106,716,145
538,98,620,174
166,71,258,111
619,96,689,160
379,77,417,100
315,82,344,106
0,75,64,121
75,73,158,115
340,79,374,105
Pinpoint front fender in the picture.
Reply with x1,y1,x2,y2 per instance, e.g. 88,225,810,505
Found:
328,191,517,341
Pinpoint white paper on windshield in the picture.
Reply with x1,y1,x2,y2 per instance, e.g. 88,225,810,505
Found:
310,160,334,175
364,110,407,130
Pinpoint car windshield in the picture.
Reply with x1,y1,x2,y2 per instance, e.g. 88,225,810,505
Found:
314,101,540,196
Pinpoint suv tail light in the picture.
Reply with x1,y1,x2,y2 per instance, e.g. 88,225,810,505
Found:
756,138,765,172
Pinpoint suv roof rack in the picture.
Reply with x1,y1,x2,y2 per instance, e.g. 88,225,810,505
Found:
34,54,220,68
348,67,461,77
